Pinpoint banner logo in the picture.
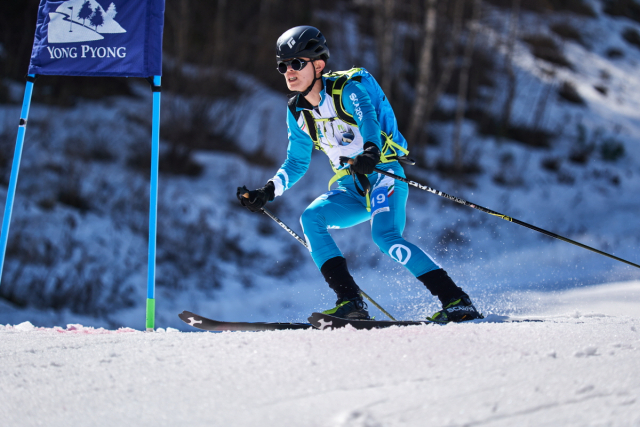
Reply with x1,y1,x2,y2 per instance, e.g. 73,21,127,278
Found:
48,0,126,44
29,0,164,78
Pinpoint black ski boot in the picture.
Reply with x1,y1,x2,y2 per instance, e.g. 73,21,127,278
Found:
322,295,370,320
418,269,483,323
319,257,370,320
427,294,483,323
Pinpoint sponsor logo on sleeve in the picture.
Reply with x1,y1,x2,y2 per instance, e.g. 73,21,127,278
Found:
349,93,364,121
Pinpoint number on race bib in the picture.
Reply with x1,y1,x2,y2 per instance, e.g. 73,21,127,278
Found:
371,186,390,218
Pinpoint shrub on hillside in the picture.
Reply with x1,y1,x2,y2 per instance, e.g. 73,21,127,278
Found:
569,123,594,164
31,76,135,108
492,152,525,187
603,0,640,23
593,85,608,96
600,138,625,161
606,47,625,58
484,0,596,16
622,27,640,49
557,81,585,105
550,22,586,46
469,108,554,148
0,80,10,104
541,156,562,171
522,35,574,69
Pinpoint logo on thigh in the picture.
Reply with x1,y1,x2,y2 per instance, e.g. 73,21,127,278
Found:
389,244,411,265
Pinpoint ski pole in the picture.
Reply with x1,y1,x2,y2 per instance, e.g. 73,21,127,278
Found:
242,194,397,320
371,166,640,270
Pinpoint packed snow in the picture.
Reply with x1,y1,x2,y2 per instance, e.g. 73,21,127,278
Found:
1,281,639,426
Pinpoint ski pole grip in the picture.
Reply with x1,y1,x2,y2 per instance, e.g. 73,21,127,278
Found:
339,156,355,167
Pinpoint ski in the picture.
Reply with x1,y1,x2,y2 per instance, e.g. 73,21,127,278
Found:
308,312,545,330
308,312,438,330
178,311,313,331
179,311,545,332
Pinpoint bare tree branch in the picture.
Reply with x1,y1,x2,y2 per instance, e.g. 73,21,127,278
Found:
407,0,438,145
452,0,482,174
375,0,396,95
423,0,465,136
500,0,521,135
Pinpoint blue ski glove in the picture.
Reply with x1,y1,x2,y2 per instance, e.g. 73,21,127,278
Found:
237,182,275,213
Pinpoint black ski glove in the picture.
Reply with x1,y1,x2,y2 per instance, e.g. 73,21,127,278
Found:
350,142,380,175
236,181,275,213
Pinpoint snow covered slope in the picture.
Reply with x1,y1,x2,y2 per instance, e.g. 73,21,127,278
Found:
1,281,639,427
0,1,639,330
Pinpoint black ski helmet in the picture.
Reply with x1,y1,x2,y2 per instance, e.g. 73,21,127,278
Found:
276,26,330,62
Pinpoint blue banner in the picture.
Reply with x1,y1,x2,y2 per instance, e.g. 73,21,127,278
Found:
28,0,165,77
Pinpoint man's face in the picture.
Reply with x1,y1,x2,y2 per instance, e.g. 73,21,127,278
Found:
282,57,324,92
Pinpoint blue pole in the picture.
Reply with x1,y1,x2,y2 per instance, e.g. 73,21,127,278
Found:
0,75,36,287
146,75,161,331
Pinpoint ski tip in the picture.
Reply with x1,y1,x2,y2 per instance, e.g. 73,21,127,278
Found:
178,311,201,324
307,313,317,325
307,312,327,329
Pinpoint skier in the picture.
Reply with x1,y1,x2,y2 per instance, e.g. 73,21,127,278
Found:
237,26,483,323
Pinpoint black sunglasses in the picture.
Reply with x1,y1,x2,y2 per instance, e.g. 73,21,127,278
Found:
277,58,311,74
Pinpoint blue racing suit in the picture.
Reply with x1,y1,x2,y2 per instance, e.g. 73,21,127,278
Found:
270,68,440,277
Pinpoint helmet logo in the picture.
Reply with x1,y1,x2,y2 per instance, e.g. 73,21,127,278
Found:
287,37,296,49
